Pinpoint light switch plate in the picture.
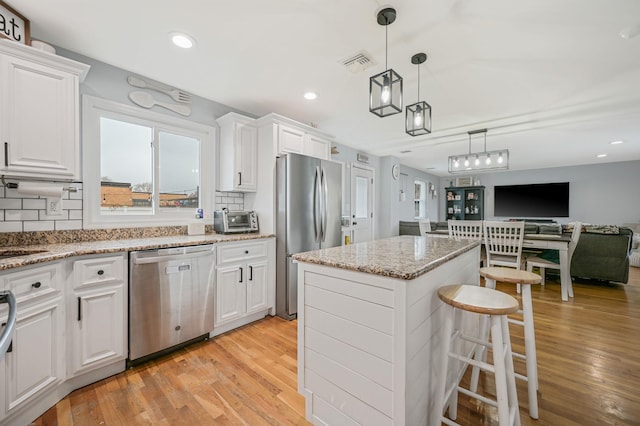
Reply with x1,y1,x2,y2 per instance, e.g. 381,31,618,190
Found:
46,198,63,216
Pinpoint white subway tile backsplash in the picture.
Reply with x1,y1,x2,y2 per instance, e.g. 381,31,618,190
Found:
23,221,55,232
0,222,22,232
55,220,82,230
22,199,47,210
62,199,83,210
68,210,83,220
39,210,69,221
5,210,38,221
0,198,22,209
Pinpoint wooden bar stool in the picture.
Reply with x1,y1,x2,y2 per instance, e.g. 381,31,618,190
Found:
476,266,542,419
437,284,521,426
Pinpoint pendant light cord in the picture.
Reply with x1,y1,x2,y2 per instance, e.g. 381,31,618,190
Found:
417,64,420,100
385,21,388,70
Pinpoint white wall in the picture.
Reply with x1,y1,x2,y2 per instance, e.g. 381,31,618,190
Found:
437,160,640,225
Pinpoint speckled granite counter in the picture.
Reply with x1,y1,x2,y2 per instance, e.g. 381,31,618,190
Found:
0,232,274,271
292,235,479,280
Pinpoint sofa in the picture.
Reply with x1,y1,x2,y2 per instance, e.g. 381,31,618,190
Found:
399,221,634,283
623,223,640,268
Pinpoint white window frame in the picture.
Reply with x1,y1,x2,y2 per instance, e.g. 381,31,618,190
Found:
414,180,427,219
82,95,215,229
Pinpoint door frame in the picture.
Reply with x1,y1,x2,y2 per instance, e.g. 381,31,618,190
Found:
350,162,375,243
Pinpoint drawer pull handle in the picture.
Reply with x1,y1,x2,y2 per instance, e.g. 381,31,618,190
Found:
97,269,105,276
32,281,42,289
249,266,253,281
239,267,243,283
78,297,82,321
245,250,249,254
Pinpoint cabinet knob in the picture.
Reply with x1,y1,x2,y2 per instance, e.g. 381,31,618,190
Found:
32,281,41,289
244,250,249,254
97,270,104,276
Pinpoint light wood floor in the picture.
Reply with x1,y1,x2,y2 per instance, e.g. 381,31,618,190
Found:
33,267,640,425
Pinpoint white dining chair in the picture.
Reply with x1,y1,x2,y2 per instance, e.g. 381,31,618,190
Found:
448,220,486,266
526,222,582,298
418,218,431,235
483,221,525,269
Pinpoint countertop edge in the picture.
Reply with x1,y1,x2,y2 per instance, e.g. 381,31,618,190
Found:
0,233,275,271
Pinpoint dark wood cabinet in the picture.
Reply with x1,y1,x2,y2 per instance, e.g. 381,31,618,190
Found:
445,186,485,220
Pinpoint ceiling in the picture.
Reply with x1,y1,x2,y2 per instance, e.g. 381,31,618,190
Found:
9,0,640,176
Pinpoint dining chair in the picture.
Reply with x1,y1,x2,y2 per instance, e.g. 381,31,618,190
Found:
526,222,582,298
483,221,525,269
418,218,431,235
448,220,486,266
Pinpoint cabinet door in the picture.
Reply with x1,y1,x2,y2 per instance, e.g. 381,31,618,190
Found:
235,124,258,191
4,297,63,414
246,260,268,314
0,54,79,179
215,264,246,326
304,134,330,160
70,284,125,376
278,125,305,154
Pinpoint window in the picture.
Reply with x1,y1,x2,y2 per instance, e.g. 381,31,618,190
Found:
414,180,427,218
83,96,215,228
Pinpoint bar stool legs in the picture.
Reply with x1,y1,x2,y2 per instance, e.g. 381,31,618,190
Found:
437,284,521,426
478,267,542,419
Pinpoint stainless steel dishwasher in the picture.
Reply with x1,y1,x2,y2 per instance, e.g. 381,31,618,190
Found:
129,244,215,363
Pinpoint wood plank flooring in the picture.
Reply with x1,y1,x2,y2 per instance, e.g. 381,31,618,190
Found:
33,267,640,425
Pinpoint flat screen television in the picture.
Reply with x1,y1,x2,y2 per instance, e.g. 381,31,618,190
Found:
494,182,569,218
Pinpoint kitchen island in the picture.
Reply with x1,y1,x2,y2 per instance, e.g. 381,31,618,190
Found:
293,235,480,425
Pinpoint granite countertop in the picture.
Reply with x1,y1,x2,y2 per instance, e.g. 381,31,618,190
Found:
292,235,480,280
0,233,274,271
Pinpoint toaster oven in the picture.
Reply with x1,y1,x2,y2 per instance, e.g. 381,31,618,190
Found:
213,210,259,234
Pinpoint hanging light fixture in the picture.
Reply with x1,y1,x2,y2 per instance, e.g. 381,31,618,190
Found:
369,7,403,117
405,52,431,136
447,129,509,174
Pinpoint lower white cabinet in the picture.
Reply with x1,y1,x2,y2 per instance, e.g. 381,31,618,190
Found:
68,253,126,376
214,238,274,331
0,262,65,419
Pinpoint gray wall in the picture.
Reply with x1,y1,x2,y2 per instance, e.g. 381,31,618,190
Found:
437,160,640,225
398,165,440,223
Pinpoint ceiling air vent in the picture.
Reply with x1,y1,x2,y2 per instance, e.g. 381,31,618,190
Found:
340,51,375,74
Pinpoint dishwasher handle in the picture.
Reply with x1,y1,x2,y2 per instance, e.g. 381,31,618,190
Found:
0,290,17,358
132,247,214,265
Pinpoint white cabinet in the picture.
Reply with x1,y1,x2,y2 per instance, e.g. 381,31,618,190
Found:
0,40,89,180
217,112,258,192
214,238,274,332
68,253,126,376
258,113,333,161
0,262,64,419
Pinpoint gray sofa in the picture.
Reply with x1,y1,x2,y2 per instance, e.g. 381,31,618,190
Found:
398,221,634,283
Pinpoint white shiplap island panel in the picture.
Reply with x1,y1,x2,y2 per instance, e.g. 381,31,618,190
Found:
293,236,480,425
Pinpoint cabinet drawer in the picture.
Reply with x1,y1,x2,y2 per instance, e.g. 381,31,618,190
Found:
3,263,61,302
217,241,268,264
73,255,124,288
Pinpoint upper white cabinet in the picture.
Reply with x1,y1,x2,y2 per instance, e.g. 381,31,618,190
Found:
217,112,258,192
258,113,333,160
0,40,90,180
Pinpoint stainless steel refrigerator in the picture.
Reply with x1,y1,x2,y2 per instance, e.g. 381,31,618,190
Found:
276,153,342,319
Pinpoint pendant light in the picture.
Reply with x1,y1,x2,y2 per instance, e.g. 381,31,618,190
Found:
447,129,509,174
369,8,403,117
405,53,432,136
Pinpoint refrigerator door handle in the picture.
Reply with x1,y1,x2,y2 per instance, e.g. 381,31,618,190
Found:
321,167,328,242
313,166,321,243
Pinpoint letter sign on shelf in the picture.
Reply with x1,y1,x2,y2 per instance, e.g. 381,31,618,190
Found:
0,1,30,45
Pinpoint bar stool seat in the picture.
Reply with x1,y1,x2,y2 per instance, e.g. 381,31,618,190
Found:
437,284,521,426
478,266,542,419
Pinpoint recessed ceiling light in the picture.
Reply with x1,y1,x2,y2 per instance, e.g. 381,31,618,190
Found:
304,92,317,100
596,154,607,158
619,25,640,39
169,32,195,49
610,140,624,145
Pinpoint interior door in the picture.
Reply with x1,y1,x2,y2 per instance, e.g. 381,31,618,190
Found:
350,164,374,243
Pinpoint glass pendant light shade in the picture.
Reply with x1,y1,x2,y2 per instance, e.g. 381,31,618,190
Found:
370,69,403,117
369,8,403,117
405,100,432,135
405,53,432,136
